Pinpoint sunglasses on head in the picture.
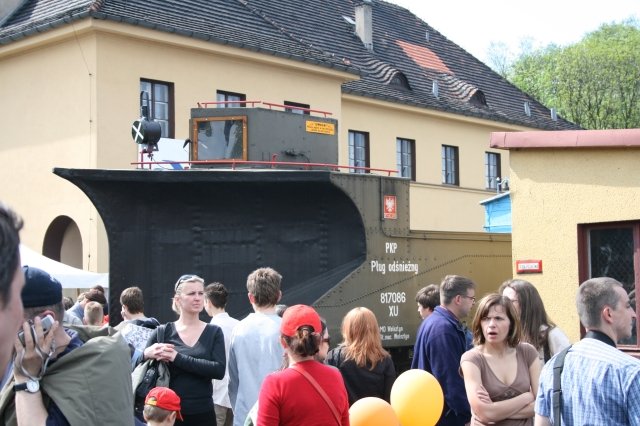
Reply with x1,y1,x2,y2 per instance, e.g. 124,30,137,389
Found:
175,274,204,291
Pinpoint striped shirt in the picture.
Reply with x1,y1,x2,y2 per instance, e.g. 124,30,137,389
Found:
535,338,640,425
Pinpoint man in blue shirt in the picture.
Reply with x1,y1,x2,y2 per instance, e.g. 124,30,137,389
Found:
535,277,640,426
412,274,476,426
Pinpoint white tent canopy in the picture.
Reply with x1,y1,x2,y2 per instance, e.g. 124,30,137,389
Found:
19,245,109,289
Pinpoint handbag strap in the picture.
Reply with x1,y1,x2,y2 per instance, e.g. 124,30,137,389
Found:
157,324,166,344
290,364,341,425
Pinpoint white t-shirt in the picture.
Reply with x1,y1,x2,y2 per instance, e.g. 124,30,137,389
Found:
539,325,571,362
210,312,240,408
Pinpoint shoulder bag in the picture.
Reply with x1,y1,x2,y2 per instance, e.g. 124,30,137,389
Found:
131,324,170,420
290,364,341,425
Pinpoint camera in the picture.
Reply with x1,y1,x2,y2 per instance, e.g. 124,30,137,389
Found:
18,314,54,346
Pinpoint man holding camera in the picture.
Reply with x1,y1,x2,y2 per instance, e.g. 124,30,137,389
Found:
0,266,135,425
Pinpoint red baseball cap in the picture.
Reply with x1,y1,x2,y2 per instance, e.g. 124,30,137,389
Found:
280,304,322,337
145,387,183,421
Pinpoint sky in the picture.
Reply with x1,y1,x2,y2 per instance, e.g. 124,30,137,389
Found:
387,0,638,64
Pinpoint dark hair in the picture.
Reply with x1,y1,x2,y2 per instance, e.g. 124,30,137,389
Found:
246,267,281,307
91,285,105,294
499,279,555,351
440,275,476,305
120,286,144,314
85,289,107,305
275,304,288,318
577,277,623,329
62,296,74,310
204,282,228,309
416,284,440,310
0,203,23,308
282,326,320,357
471,293,521,347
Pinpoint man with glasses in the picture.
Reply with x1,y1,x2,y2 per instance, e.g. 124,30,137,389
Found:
535,277,640,425
411,274,476,426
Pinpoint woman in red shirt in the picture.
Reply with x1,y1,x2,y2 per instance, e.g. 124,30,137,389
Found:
257,304,350,426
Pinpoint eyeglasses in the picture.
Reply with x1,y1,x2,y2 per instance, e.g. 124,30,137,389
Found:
175,274,204,291
461,295,476,304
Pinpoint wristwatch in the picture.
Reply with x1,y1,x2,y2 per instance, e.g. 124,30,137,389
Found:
14,379,40,393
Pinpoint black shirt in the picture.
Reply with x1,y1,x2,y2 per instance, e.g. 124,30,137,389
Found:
326,346,396,405
147,322,225,415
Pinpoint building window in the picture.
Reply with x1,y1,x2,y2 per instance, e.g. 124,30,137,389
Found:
216,90,246,108
579,222,640,348
396,138,415,180
348,130,369,174
442,145,459,185
390,71,411,90
140,79,174,138
485,152,501,189
284,101,310,115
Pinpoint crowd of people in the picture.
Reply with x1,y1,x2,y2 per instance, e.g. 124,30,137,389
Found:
1,201,640,426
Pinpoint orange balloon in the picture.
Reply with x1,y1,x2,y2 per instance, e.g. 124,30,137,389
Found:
349,397,400,426
390,369,444,426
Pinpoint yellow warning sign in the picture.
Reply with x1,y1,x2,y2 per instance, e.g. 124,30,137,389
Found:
306,121,335,135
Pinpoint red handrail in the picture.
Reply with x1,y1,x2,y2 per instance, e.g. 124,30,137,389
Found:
196,100,262,108
195,100,333,117
131,159,398,176
261,102,333,117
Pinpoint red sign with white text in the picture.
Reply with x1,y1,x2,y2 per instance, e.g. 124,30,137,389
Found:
516,259,543,274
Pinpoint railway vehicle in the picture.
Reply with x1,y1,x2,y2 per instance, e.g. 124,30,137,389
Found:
55,103,511,369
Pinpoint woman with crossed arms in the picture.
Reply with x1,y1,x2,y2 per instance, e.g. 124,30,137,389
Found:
460,293,540,426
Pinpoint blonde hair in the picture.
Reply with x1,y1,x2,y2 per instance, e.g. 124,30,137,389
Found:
172,275,204,315
340,307,389,370
143,405,172,422
84,301,104,326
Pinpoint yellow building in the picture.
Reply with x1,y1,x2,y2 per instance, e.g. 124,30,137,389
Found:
491,128,640,351
0,0,576,272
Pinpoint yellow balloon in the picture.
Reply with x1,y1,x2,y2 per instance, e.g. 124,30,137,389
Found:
390,369,444,426
349,397,400,426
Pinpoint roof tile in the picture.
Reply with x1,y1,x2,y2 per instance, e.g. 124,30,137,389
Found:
0,0,579,130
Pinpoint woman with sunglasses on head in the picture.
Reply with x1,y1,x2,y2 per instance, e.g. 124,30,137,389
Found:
257,304,350,425
460,294,540,426
326,307,396,405
144,274,226,426
499,279,570,363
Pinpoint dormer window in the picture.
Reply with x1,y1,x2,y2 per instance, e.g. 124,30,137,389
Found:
469,89,487,107
390,71,411,90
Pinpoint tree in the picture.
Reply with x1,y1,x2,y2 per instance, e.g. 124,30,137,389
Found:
507,20,640,129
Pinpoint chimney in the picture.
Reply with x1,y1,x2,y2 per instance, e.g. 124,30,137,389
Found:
355,0,373,52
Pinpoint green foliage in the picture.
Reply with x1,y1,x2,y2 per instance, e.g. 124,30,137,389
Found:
508,20,640,129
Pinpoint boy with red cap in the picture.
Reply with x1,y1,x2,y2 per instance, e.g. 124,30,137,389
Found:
144,387,183,426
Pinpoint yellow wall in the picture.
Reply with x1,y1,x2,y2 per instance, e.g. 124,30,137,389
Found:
0,32,102,269
509,148,640,342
